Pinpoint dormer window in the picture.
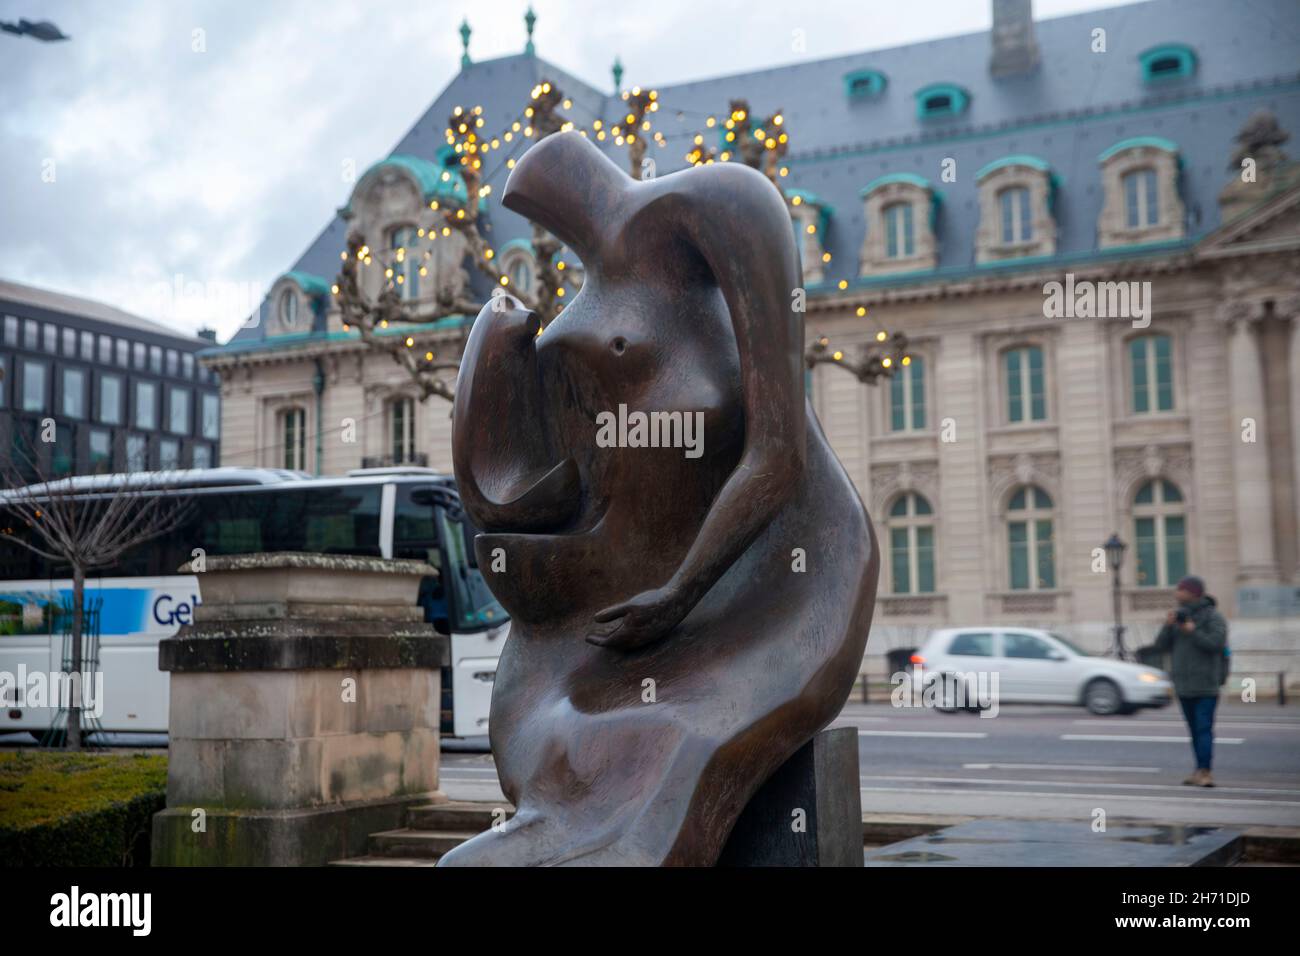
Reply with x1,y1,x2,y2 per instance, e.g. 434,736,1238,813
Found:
1097,138,1184,248
975,156,1056,263
915,83,969,120
843,69,887,100
859,174,937,276
278,288,300,330
1139,44,1196,83
786,189,832,284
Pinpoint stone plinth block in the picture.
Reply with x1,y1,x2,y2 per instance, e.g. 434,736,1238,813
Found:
152,553,449,866
717,727,862,867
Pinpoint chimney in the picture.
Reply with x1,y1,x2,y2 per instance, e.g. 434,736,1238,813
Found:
990,0,1039,78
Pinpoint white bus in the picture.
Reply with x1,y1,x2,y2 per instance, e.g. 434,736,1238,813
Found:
0,466,506,741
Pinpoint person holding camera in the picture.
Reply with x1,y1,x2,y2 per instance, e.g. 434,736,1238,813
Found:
1154,575,1228,787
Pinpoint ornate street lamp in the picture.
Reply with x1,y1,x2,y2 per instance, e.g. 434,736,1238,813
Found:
1104,532,1128,660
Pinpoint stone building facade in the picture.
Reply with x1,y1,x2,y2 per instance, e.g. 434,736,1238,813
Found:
205,0,1300,685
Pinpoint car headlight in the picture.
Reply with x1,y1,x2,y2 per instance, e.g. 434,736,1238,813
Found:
1137,672,1161,683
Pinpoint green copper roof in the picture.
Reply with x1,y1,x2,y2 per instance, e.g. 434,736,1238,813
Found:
283,270,332,298
1097,136,1180,162
975,155,1052,180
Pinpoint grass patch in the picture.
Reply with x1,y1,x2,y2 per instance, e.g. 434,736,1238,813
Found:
0,751,167,866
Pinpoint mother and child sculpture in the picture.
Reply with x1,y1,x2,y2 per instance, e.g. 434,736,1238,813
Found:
442,130,878,866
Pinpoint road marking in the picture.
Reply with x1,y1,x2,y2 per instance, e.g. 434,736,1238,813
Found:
963,762,1161,773
1073,719,1299,731
868,774,1300,796
858,786,1300,808
1061,734,1244,744
858,730,988,738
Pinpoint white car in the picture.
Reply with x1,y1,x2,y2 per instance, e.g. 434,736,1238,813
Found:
910,627,1172,716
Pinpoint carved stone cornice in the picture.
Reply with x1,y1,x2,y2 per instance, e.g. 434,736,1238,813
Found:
869,459,939,516
987,451,1060,514
1113,442,1194,512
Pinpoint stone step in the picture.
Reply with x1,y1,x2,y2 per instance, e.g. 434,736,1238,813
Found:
407,801,515,831
368,828,479,858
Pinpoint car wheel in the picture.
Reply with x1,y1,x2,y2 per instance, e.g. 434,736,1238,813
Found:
1084,679,1124,716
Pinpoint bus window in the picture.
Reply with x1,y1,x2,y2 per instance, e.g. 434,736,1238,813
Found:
436,507,506,631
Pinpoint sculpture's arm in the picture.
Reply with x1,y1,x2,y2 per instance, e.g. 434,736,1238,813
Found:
590,163,806,649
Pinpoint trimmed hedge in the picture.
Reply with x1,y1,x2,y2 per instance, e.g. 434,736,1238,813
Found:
0,751,167,866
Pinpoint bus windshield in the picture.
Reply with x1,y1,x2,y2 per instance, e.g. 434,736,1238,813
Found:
438,508,506,630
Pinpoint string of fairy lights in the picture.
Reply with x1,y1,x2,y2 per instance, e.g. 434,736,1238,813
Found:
331,78,908,374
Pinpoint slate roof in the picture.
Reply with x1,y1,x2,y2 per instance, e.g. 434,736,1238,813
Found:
0,279,203,343
222,0,1300,350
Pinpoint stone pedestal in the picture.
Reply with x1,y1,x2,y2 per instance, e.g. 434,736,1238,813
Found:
151,553,448,866
718,727,862,867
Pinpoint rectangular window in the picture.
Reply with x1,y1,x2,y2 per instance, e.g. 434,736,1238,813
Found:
193,443,211,469
126,433,148,471
3,314,17,345
22,360,46,412
159,438,181,469
166,349,179,376
99,374,123,425
0,354,6,408
89,428,112,471
1035,518,1055,588
1006,348,1023,422
890,527,910,594
133,342,147,369
1130,335,1173,414
61,367,86,419
1165,515,1187,583
1008,521,1029,590
1124,169,1159,228
890,373,906,431
51,422,75,477
43,323,58,353
916,526,935,593
201,393,220,440
135,381,157,430
1130,338,1149,413
888,358,925,432
62,327,77,355
182,353,194,378
910,358,925,429
81,330,95,361
1135,515,1158,586
1028,346,1046,420
169,387,191,434
24,319,39,350
116,339,129,366
281,408,306,471
98,334,113,364
149,345,162,374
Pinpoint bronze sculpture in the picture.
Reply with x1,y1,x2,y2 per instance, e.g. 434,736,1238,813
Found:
441,130,878,866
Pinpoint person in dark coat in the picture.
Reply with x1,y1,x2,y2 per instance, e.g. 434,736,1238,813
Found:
1154,575,1228,787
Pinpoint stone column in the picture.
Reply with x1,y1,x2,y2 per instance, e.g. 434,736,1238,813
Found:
1224,306,1280,586
151,553,448,866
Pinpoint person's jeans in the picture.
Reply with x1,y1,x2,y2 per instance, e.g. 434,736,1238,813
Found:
1178,695,1218,770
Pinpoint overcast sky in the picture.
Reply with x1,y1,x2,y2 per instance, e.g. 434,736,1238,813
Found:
1,0,1136,341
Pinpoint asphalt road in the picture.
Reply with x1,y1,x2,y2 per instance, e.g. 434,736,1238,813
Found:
439,699,1300,829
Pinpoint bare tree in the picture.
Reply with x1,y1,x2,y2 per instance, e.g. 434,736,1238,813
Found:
0,440,190,749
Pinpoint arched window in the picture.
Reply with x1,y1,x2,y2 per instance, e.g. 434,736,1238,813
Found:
883,202,914,259
887,493,935,594
998,186,1032,243
888,355,926,432
389,396,416,464
1122,168,1159,228
391,227,420,301
1007,485,1054,591
1003,345,1046,423
1128,333,1174,414
279,407,307,471
1134,479,1187,587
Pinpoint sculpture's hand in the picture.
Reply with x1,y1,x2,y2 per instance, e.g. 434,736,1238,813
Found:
587,585,689,651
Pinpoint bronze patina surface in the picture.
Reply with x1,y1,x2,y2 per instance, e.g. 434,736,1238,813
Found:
442,130,877,866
